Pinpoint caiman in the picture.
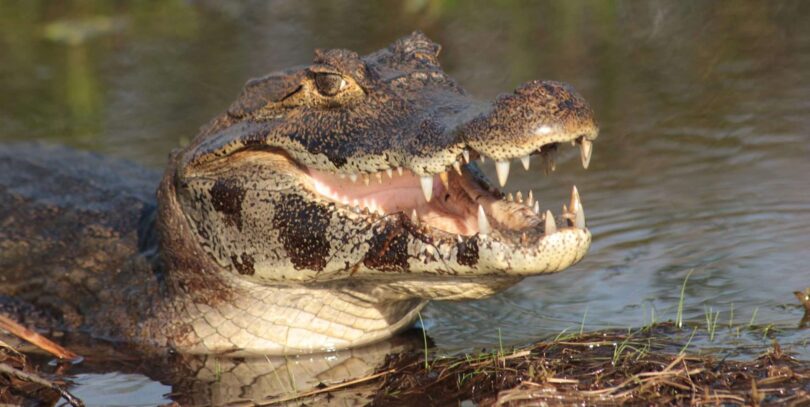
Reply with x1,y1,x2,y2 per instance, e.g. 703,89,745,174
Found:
0,32,598,355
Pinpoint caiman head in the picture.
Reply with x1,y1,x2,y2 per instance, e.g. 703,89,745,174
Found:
159,32,598,303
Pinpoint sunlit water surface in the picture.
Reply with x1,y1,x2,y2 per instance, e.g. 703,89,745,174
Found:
1,1,808,405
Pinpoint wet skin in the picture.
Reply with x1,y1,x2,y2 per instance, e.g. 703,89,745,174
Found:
0,32,598,355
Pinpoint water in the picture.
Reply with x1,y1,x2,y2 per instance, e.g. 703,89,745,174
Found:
1,0,809,404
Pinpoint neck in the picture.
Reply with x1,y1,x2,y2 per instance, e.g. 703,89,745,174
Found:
163,277,426,355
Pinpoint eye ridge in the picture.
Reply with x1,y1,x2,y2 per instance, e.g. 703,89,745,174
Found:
314,73,347,97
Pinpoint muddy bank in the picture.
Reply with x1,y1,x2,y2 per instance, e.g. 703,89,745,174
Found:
271,323,810,406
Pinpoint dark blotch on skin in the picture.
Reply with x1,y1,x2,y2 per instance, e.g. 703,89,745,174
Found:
456,238,479,267
272,195,331,271
363,219,410,272
231,253,255,275
210,178,246,230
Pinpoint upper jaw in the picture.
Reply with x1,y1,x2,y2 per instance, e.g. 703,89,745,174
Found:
301,137,591,244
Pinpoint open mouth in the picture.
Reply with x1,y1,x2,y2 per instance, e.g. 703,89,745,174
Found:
307,136,593,241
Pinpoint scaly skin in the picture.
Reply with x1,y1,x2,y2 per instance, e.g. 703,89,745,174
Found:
0,32,598,355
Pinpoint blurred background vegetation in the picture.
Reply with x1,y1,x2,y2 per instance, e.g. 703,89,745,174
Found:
1,1,806,167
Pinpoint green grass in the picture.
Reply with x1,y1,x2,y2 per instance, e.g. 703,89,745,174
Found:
704,306,720,342
679,326,698,355
676,269,695,329
417,311,430,371
728,303,734,328
579,306,588,336
497,327,504,358
748,307,759,327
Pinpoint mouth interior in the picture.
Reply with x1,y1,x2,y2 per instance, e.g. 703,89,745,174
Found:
310,165,537,235
306,142,585,237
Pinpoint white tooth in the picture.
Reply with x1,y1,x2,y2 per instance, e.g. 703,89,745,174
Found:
349,173,358,183
507,193,514,202
477,204,491,235
527,190,534,207
516,191,523,204
375,172,383,184
580,139,593,169
397,167,404,176
495,160,510,187
411,209,419,224
456,234,463,243
386,168,393,178
452,161,462,175
364,174,370,186
480,156,486,163
544,210,557,235
462,150,470,163
575,202,586,229
570,185,581,216
420,176,433,202
533,201,540,214
339,173,346,179
520,155,530,170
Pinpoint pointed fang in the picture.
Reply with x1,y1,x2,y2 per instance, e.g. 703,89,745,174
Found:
439,171,450,189
462,150,470,163
420,176,433,202
544,210,556,235
569,185,581,216
520,155,530,170
478,205,491,235
452,161,462,175
575,202,585,229
580,139,593,169
495,160,510,187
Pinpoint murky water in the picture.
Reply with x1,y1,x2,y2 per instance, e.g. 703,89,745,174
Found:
2,0,809,404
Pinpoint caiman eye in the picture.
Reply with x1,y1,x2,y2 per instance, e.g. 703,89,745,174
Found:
313,73,347,97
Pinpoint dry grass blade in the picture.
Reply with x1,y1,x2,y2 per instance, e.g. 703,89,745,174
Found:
0,362,84,406
359,324,810,406
0,315,80,361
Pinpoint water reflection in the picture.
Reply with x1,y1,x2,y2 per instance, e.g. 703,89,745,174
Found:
47,331,424,405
